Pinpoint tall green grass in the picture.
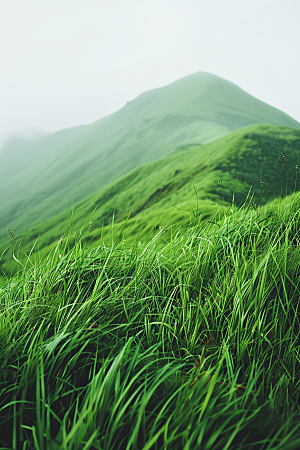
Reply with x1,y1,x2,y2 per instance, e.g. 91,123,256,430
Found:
0,193,300,449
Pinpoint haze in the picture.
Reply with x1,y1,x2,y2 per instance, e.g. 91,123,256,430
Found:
1,0,300,144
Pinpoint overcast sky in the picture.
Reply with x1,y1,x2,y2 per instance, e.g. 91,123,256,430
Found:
1,0,299,144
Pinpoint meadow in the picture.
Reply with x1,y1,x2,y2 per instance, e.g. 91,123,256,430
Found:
1,191,300,449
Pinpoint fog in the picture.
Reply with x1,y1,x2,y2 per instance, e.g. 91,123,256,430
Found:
1,0,299,144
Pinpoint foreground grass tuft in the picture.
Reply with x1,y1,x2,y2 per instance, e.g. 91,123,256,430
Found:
1,194,300,449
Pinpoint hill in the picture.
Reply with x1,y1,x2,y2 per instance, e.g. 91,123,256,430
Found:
3,124,299,263
1,72,299,242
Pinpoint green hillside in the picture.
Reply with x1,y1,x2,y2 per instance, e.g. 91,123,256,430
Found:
1,72,299,242
2,124,299,267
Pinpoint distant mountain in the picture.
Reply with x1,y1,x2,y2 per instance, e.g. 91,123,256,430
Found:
4,124,299,259
1,72,299,242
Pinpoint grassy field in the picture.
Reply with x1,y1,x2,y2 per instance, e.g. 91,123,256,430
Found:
1,124,299,272
1,72,299,243
0,191,300,449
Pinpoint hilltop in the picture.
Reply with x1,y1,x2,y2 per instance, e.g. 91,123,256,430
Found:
1,72,299,242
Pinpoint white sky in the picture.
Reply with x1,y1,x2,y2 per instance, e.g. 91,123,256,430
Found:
1,0,300,143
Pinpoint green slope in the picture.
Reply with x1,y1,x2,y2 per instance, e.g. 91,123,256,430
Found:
1,72,299,242
3,124,299,263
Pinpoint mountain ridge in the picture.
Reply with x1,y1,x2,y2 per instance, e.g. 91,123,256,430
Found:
1,72,299,243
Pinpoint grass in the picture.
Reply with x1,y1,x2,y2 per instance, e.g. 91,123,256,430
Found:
0,191,300,449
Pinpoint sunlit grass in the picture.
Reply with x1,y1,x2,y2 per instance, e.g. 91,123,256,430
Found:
0,193,300,449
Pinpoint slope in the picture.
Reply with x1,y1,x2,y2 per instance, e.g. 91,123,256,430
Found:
1,72,299,242
3,124,299,263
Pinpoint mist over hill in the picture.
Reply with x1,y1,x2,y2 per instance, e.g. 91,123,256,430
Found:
1,72,299,243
